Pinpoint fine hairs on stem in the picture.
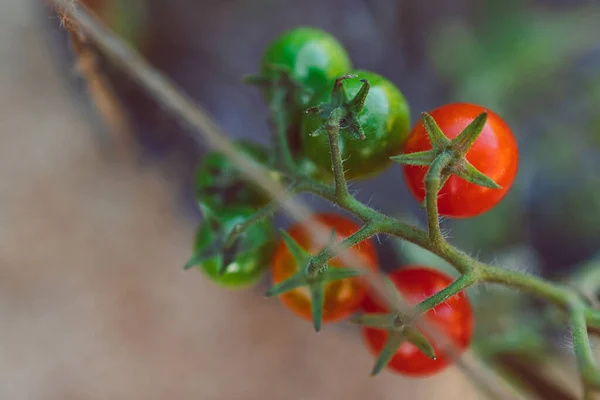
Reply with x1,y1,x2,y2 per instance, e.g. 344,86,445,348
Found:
53,1,600,398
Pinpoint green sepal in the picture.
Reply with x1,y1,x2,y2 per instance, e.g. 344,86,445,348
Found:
390,149,437,166
265,227,363,332
330,74,358,106
454,158,502,189
451,112,488,155
348,313,396,328
265,270,309,297
183,205,223,271
310,281,325,332
183,252,210,271
280,230,311,266
321,266,365,281
348,79,370,114
303,74,369,141
395,111,501,193
421,112,451,148
404,326,436,360
371,330,406,376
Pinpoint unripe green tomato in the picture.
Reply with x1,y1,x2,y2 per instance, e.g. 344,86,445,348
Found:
261,27,352,99
301,70,411,180
193,206,275,288
261,27,353,152
194,141,271,212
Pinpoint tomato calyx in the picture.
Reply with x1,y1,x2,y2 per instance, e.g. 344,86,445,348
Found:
350,277,436,376
266,229,364,332
391,112,502,192
184,205,251,276
305,74,369,140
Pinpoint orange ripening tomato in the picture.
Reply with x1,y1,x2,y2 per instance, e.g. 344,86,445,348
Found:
271,213,378,323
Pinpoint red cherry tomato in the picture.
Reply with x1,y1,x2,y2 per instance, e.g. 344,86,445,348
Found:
361,266,473,376
271,213,378,323
402,103,519,218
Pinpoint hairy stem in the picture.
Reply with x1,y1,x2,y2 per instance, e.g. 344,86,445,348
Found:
416,272,479,315
326,109,350,202
307,222,379,276
425,152,453,247
55,2,599,395
269,96,296,171
570,302,600,395
224,201,282,247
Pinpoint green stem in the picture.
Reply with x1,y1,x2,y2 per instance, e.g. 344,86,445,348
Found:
269,97,296,172
307,222,379,276
425,152,453,247
416,272,479,314
479,265,575,308
587,309,600,330
326,109,350,202
224,200,282,248
570,302,600,394
55,3,600,394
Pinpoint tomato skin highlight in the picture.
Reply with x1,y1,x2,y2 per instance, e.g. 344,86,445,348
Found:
301,70,411,180
361,267,474,376
271,213,378,323
402,103,519,218
261,27,352,100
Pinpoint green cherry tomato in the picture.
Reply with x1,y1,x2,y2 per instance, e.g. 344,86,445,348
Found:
261,27,352,152
301,70,411,180
194,140,271,212
262,27,352,98
193,206,275,288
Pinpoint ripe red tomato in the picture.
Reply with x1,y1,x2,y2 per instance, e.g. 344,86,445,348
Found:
402,103,518,218
361,267,473,376
271,213,378,324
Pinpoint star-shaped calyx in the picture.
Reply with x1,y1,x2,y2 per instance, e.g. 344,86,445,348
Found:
391,112,502,193
265,228,364,332
183,205,246,276
349,277,436,376
305,74,370,140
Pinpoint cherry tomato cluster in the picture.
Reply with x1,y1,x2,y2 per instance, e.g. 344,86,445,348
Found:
186,27,519,377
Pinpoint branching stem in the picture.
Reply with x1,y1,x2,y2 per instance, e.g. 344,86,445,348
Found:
425,152,453,247
325,108,351,202
54,1,600,395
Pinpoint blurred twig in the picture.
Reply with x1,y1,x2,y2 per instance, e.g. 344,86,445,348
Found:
56,1,137,158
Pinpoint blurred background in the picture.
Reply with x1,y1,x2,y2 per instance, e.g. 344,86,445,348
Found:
1,0,599,398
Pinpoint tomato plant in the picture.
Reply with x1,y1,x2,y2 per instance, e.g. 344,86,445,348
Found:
301,70,411,180
261,27,352,152
190,206,275,288
401,103,519,218
271,213,378,324
56,13,600,392
361,267,474,376
194,140,271,212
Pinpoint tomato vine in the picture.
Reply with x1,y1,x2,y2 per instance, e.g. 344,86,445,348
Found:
54,1,600,397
